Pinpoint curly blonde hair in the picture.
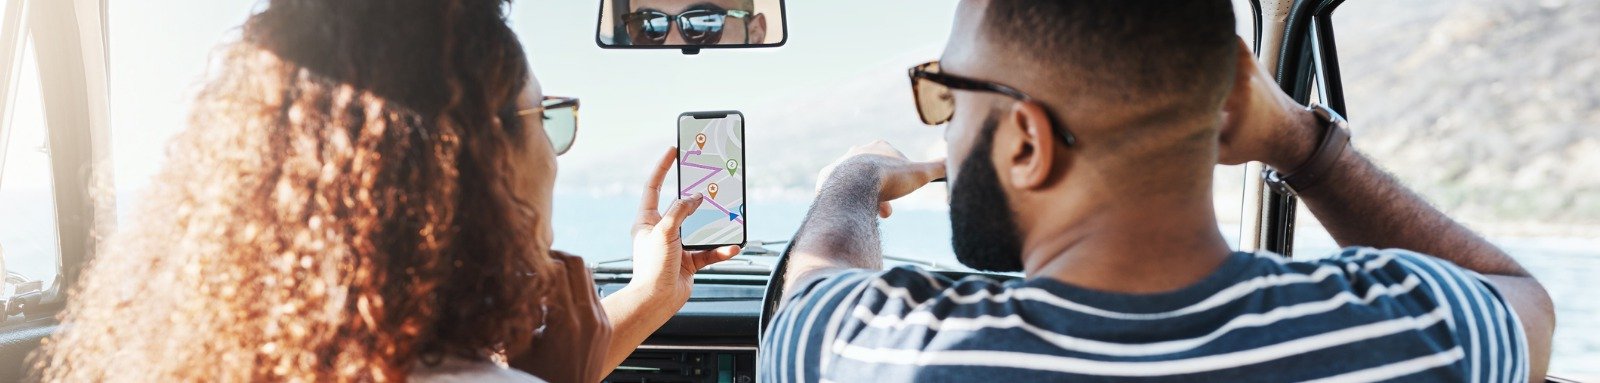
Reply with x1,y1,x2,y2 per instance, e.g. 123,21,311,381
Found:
34,1,554,381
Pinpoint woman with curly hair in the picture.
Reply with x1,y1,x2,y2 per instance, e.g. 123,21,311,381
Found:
31,0,736,381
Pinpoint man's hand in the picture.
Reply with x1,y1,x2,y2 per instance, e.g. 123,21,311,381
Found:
510,252,611,383
782,141,943,291
815,140,945,218
1217,38,1321,171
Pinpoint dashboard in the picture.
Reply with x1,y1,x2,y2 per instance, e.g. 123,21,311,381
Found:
593,264,1016,383
597,276,765,383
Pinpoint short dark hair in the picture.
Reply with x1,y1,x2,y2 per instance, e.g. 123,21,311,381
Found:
982,0,1238,117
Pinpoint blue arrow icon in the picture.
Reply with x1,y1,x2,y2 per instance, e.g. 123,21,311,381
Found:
729,212,740,221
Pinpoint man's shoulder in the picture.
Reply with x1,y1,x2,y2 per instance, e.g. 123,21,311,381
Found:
789,265,1013,306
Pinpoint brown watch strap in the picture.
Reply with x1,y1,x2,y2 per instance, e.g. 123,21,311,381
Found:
1277,106,1350,192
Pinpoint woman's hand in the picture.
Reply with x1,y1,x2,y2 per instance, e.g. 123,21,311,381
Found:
509,252,611,383
630,146,742,303
592,147,743,373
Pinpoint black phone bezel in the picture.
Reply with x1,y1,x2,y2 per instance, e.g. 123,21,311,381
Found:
676,110,747,250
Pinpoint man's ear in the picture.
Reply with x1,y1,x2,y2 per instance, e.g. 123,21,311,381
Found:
1219,36,1256,146
1002,101,1060,190
748,14,768,44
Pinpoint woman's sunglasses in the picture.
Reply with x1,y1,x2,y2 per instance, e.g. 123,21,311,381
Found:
622,8,751,46
907,60,1077,146
519,96,581,155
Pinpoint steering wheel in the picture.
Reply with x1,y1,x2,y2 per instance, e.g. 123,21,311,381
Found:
756,246,791,343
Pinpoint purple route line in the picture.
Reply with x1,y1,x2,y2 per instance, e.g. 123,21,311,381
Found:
680,171,719,196
679,146,744,224
678,148,725,194
702,196,745,225
682,162,720,172
680,149,722,171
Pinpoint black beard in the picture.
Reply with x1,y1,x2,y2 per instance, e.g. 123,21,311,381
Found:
949,113,1025,272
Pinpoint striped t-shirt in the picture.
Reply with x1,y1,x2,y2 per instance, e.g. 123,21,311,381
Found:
759,248,1527,382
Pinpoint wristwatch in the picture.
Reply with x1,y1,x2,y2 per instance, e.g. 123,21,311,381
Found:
1262,103,1351,196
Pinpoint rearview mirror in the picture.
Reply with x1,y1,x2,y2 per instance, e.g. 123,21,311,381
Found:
596,0,787,54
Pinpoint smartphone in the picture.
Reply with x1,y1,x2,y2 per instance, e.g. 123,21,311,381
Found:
677,111,747,250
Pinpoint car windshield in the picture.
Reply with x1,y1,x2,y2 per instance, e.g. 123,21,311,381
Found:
523,0,1255,268
86,0,1597,378
527,1,970,266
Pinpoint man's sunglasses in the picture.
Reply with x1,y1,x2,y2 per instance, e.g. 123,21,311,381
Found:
518,96,581,155
907,60,1077,146
622,8,751,46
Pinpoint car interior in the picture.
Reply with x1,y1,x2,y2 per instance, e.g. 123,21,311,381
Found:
0,0,1591,382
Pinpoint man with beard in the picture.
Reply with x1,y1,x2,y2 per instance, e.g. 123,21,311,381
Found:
758,0,1553,382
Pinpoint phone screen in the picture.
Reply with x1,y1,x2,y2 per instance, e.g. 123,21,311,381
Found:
677,112,746,249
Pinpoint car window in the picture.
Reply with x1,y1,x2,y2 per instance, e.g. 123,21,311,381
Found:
0,35,61,321
1304,0,1600,377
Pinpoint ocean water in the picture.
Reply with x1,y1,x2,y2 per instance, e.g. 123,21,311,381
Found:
2,191,1595,377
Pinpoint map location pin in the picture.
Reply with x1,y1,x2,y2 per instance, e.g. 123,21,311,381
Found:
707,183,720,199
725,159,739,176
695,133,707,149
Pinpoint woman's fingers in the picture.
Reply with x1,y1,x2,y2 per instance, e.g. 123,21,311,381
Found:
688,245,742,271
638,146,678,217
656,194,704,239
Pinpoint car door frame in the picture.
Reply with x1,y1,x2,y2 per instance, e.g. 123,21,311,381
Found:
0,0,110,379
1238,0,1346,257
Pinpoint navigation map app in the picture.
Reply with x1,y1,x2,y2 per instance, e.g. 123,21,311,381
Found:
678,113,745,247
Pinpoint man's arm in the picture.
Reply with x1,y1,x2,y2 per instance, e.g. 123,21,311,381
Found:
783,161,885,290
1285,127,1555,380
1219,39,1553,380
1249,98,1554,381
782,141,945,296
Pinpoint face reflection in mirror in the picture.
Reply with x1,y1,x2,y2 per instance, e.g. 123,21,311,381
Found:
617,0,768,46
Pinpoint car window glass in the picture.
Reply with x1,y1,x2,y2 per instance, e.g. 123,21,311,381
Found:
1309,0,1600,377
0,36,62,316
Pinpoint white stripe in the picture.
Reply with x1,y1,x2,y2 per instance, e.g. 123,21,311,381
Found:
914,269,949,291
794,273,868,383
1438,264,1499,382
846,275,1424,357
1401,255,1483,382
820,273,874,373
863,262,1370,321
860,252,1398,322
1391,255,1456,330
1468,272,1507,383
836,306,1452,376
867,277,946,308
1454,267,1505,383
769,271,812,383
1300,347,1465,383
1506,279,1529,383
